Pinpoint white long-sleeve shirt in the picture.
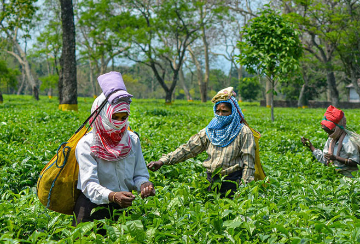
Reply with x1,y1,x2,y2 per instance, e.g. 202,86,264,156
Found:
75,130,149,205
313,134,359,176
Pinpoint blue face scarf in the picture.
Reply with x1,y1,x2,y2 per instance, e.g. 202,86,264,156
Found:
205,96,244,147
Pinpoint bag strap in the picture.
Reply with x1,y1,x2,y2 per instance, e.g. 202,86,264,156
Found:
75,90,121,133
232,97,261,137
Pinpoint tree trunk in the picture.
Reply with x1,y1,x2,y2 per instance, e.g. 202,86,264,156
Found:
188,46,205,101
237,65,243,102
325,65,339,107
201,24,209,103
151,78,154,93
150,62,176,104
0,90,3,103
298,84,306,108
48,87,53,98
17,68,26,95
6,50,39,100
270,79,274,122
298,69,309,108
100,56,106,75
3,28,39,100
266,72,276,121
58,56,64,102
179,65,192,101
165,91,172,104
89,59,97,97
24,61,39,100
227,62,232,87
265,79,271,107
33,86,39,100
59,0,77,111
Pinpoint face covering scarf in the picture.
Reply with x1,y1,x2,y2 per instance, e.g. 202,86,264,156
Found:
89,94,132,161
205,96,244,147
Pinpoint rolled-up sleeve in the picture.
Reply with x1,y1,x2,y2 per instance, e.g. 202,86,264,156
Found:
75,137,112,205
159,129,209,165
239,127,255,183
313,149,328,165
312,139,330,165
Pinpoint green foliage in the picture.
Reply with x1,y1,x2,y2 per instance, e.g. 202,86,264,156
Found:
39,74,58,91
0,0,39,31
0,60,20,90
2,95,360,242
237,6,303,82
237,6,303,121
238,77,261,102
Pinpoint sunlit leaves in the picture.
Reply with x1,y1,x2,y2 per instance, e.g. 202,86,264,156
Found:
237,6,303,80
1,95,360,242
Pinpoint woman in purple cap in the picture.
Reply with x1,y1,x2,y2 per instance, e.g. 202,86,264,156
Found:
73,72,155,227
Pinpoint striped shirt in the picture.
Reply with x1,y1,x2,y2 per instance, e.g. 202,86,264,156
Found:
159,125,256,183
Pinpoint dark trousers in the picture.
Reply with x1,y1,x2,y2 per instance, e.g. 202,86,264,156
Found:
72,192,123,228
207,170,243,198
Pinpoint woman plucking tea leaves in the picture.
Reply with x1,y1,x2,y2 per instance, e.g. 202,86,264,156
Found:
301,105,359,178
147,87,258,198
73,72,155,226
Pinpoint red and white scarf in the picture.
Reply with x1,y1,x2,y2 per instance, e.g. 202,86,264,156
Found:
90,94,132,161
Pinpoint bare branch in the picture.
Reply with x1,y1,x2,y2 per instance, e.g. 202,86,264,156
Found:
6,50,25,64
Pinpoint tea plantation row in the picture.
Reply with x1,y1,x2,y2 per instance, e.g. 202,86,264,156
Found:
1,95,360,243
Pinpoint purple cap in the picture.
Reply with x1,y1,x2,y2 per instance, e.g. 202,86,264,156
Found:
97,71,133,104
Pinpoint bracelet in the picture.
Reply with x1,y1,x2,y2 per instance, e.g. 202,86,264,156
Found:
112,192,117,202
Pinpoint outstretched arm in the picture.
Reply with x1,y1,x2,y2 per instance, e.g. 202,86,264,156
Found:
147,129,209,171
301,137,315,152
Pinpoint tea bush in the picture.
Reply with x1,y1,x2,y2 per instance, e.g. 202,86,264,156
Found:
1,95,360,243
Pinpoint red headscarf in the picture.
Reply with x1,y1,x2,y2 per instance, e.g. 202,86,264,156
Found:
321,105,347,162
89,94,132,161
321,105,344,131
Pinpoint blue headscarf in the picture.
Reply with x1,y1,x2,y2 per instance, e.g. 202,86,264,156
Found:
205,96,244,147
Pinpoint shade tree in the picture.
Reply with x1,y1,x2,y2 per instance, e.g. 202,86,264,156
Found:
31,0,62,98
58,0,77,110
76,0,131,97
185,0,230,102
0,0,40,100
281,0,345,107
117,0,202,103
211,0,261,102
237,6,303,121
335,0,360,98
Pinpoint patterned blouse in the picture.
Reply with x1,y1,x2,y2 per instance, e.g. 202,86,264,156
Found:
159,125,256,183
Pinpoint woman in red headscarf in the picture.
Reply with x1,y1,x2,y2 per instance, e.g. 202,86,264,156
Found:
301,105,359,177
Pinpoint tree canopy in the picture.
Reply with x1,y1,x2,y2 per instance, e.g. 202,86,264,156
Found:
237,6,303,121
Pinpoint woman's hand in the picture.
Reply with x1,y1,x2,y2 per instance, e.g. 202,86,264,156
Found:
324,153,336,161
109,191,135,208
140,182,156,199
147,161,164,172
301,137,315,152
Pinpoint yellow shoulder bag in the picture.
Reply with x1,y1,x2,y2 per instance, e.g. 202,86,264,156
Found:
37,96,110,215
238,115,266,181
244,121,266,181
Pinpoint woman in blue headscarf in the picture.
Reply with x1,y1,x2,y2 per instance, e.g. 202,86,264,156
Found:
147,87,256,197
